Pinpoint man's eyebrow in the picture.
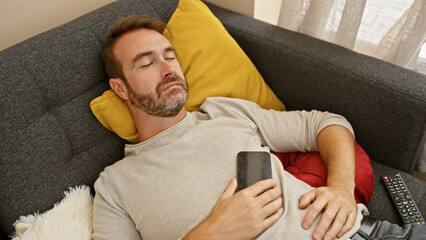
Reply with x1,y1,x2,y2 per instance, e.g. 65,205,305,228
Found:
165,46,175,53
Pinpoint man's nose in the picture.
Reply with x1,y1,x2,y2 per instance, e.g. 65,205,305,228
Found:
159,59,175,78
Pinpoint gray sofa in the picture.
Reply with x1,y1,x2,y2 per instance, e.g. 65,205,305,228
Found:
1,0,425,238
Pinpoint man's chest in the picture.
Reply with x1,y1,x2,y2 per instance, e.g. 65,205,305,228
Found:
120,119,268,239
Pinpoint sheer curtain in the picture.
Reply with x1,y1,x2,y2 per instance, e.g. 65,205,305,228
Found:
277,0,426,67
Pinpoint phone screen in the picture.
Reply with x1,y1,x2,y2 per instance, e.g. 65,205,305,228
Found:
237,151,272,191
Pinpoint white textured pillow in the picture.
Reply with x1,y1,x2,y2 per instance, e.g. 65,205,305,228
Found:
12,186,93,240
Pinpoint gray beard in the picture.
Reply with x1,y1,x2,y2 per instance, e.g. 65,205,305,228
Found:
128,74,188,117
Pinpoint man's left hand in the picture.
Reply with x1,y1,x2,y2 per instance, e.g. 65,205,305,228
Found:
299,185,357,240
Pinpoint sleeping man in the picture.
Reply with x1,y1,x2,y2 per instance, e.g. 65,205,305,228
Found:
92,15,366,240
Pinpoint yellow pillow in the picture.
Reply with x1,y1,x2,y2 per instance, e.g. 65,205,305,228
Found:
91,89,139,143
90,0,285,143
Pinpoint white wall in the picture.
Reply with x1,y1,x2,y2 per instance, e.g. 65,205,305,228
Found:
0,0,285,51
205,0,254,16
0,0,117,50
206,0,283,25
254,0,282,25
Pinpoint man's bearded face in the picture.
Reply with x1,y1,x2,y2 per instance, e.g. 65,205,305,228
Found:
127,73,188,117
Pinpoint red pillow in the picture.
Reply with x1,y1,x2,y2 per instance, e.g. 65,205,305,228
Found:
272,142,374,206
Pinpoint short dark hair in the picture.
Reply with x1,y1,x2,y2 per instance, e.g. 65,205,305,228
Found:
102,15,167,80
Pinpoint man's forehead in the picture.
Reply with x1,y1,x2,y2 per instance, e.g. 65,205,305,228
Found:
113,29,172,61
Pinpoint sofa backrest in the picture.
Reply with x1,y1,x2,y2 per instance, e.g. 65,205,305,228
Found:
0,0,179,236
217,9,426,174
2,0,426,237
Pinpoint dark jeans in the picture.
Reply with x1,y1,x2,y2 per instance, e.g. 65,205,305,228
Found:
356,221,426,240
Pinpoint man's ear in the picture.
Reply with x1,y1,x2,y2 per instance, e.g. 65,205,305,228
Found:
109,78,129,100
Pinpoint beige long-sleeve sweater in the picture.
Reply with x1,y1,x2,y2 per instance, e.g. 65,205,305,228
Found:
92,97,368,240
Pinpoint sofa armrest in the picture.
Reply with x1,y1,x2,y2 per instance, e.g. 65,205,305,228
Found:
209,3,426,173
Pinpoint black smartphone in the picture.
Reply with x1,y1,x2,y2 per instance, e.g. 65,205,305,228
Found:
237,151,272,191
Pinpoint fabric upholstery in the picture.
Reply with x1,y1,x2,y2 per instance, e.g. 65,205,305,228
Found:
210,4,426,173
368,161,426,225
0,0,180,236
0,0,425,238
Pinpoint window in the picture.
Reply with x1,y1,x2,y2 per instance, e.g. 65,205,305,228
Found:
417,42,426,65
408,42,426,75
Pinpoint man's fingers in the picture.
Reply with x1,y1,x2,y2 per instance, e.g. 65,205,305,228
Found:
299,186,357,240
301,191,327,230
299,189,316,209
337,210,357,238
242,179,277,198
262,207,284,230
310,201,340,240
320,208,348,240
253,179,277,196
260,193,283,217
322,209,356,240
220,178,237,199
258,187,282,207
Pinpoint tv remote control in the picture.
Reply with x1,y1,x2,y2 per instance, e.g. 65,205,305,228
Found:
382,173,424,225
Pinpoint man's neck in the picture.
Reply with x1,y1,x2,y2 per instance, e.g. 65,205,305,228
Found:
129,105,187,143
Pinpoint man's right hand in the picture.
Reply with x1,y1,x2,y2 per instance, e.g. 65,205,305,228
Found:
183,178,283,240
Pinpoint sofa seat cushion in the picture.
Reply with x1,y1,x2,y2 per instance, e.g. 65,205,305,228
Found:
367,161,426,225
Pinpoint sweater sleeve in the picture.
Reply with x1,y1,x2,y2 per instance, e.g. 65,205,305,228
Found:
200,97,354,153
92,173,142,240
